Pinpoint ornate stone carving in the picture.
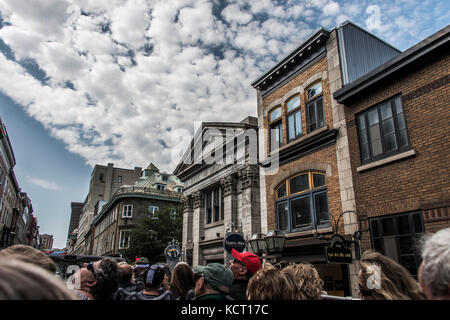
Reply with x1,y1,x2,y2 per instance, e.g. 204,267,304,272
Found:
180,195,193,211
220,174,237,196
191,191,203,209
238,165,259,190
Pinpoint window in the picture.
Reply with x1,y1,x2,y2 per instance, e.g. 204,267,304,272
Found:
176,187,183,193
149,206,159,219
161,175,169,182
205,186,224,224
117,176,122,183
156,184,166,191
357,95,410,164
275,172,330,233
119,230,130,249
122,205,133,218
99,173,104,181
286,95,302,142
269,107,283,152
305,82,324,133
170,209,177,220
370,212,424,277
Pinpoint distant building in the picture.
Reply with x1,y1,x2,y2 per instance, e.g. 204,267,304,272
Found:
73,163,142,255
92,163,183,256
67,202,83,246
39,234,54,250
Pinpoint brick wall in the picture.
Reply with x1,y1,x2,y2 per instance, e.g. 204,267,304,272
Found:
344,52,450,251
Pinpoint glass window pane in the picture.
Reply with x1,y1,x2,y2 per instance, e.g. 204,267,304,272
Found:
288,114,295,140
398,236,413,254
277,201,289,232
384,133,398,152
307,103,315,131
397,113,406,131
382,118,395,135
295,111,302,136
381,218,395,236
369,125,383,156
287,96,300,112
291,196,312,229
270,107,281,122
270,123,281,151
313,174,326,188
397,215,411,235
357,114,366,130
412,213,423,234
368,109,379,126
307,82,322,100
394,96,404,115
277,183,287,198
371,220,379,237
399,129,409,148
316,97,324,127
380,103,393,120
373,238,383,251
360,129,368,144
314,192,330,225
290,174,309,194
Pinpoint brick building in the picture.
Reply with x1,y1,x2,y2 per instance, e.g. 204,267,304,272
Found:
252,21,400,297
334,25,449,278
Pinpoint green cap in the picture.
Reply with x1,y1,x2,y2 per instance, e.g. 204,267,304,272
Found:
193,263,233,292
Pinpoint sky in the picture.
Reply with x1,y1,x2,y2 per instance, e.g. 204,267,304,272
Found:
0,0,448,249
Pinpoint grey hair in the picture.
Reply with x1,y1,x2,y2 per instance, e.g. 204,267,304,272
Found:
420,228,450,297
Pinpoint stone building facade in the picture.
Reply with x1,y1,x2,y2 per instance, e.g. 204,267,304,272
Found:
252,21,401,297
92,164,183,256
334,25,450,278
174,117,260,267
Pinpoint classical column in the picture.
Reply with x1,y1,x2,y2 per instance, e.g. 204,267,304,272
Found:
220,174,238,236
238,165,261,242
191,191,204,266
180,195,193,262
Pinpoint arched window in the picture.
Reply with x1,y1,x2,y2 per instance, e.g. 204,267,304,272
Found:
286,95,302,142
305,82,325,133
269,106,283,152
275,171,330,233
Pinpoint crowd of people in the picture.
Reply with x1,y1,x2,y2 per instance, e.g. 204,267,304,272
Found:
0,227,448,300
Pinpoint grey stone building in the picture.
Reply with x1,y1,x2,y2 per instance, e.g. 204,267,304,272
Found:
174,116,261,267
92,164,183,256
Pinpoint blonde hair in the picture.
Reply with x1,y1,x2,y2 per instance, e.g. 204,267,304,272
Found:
283,263,324,300
0,244,56,273
247,263,294,300
359,250,423,300
0,257,78,300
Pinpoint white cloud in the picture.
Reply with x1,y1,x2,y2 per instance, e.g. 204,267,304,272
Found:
28,177,60,191
323,1,340,16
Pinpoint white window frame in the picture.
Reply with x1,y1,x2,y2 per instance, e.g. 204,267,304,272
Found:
149,206,159,219
122,205,133,218
119,230,130,249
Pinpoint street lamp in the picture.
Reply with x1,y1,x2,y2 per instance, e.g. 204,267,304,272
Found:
249,230,287,260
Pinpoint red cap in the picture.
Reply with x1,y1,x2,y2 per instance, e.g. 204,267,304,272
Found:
231,249,262,274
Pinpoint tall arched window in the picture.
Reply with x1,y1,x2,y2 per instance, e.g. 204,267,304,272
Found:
269,106,283,152
305,82,325,133
275,171,330,233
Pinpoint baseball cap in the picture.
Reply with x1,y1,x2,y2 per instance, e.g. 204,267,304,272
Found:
144,264,165,286
231,249,261,274
135,257,150,268
193,263,233,293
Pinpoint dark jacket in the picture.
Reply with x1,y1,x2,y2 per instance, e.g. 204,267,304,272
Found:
229,279,248,300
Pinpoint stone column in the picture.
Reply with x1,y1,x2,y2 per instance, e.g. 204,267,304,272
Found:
220,173,238,232
181,195,193,262
191,191,204,266
327,29,359,297
238,165,261,243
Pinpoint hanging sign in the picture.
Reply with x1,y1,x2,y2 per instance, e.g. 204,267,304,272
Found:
223,233,246,253
325,245,353,264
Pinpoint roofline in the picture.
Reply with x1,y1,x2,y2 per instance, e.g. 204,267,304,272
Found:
334,24,450,103
251,27,330,88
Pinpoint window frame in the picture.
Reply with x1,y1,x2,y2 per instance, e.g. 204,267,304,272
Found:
122,205,133,219
149,206,159,219
286,95,303,142
305,81,324,133
356,95,411,165
275,171,330,233
119,229,131,249
268,106,283,152
204,186,224,225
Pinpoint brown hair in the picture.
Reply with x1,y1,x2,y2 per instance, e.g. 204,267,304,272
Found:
247,263,295,300
283,263,324,300
0,244,56,273
359,250,423,300
169,262,195,299
0,257,78,300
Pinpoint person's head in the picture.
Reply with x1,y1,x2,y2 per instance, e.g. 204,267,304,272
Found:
134,257,150,277
359,250,423,300
0,257,78,300
117,262,133,283
170,262,195,299
74,257,120,300
143,264,165,292
247,263,295,300
193,263,233,297
0,244,56,274
282,263,324,300
419,228,450,300
229,249,261,280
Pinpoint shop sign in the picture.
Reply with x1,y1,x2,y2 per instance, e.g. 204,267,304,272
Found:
224,233,246,253
325,245,353,264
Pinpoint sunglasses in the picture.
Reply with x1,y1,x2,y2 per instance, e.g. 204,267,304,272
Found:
358,284,373,297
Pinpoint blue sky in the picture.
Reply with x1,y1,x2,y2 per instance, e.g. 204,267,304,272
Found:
0,0,448,249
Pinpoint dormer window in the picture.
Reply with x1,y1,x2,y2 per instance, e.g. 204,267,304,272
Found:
161,175,168,182
156,184,166,191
